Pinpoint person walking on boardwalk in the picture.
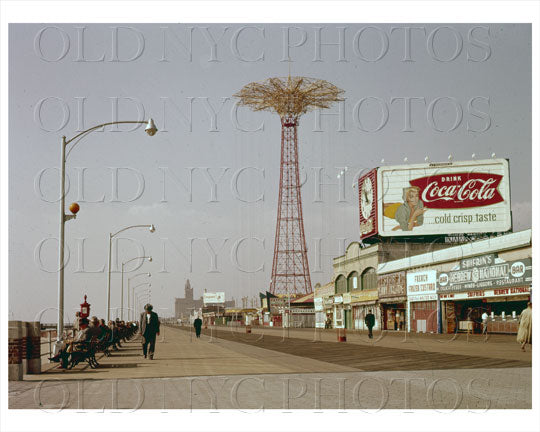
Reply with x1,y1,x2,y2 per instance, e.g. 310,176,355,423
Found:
194,315,203,339
364,310,375,339
481,310,489,335
140,304,160,359
517,302,532,352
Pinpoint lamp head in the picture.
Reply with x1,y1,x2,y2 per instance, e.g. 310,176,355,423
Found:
145,118,158,136
69,202,80,214
147,273,151,277
149,224,156,233
148,257,153,262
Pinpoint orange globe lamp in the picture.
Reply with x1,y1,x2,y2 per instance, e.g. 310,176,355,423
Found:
69,202,80,214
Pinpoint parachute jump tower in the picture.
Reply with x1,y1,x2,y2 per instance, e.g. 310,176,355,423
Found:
234,76,344,296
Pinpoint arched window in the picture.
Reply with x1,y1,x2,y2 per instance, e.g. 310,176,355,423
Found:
347,271,359,292
335,275,346,294
361,267,377,291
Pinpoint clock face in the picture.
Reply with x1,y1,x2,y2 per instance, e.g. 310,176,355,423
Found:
361,177,373,220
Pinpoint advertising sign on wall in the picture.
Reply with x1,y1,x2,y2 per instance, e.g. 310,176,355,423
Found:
378,271,406,298
407,270,438,302
376,159,511,237
437,256,532,293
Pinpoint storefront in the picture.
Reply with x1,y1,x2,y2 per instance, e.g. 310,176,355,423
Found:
314,283,334,328
323,297,334,328
378,271,407,331
333,295,344,328
268,296,288,327
345,290,380,330
438,254,532,334
314,297,325,328
407,270,439,333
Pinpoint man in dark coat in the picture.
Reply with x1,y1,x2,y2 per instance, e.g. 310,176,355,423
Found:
364,310,375,339
139,304,160,359
193,316,203,338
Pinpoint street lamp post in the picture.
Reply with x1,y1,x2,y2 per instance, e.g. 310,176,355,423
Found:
127,273,151,321
136,292,151,317
132,282,152,321
121,256,152,320
107,225,155,322
55,119,158,353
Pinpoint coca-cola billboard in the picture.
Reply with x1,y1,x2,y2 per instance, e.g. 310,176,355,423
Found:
375,159,511,237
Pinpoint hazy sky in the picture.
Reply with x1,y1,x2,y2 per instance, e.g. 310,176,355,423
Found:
9,23,531,321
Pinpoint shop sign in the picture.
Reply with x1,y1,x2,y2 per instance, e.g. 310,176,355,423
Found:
438,256,532,293
378,271,406,298
323,297,334,307
407,270,437,295
342,293,352,304
292,308,315,314
409,293,438,302
269,296,288,314
334,295,343,304
349,290,379,303
439,285,530,300
314,297,323,311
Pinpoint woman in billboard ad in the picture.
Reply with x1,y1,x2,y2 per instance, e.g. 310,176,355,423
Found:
393,186,427,231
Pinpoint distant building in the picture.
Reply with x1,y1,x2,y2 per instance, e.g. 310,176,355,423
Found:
174,280,236,320
174,280,203,320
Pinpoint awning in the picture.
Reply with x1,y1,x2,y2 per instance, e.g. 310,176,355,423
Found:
378,296,407,304
486,294,530,302
351,300,377,306
292,292,314,304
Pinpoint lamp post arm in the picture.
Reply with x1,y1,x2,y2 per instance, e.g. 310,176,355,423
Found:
123,256,151,267
65,121,147,146
111,225,153,238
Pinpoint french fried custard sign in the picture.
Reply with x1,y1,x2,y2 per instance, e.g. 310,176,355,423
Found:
377,159,511,237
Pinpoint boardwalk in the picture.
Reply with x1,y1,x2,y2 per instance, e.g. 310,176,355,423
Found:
9,325,532,409
190,327,531,371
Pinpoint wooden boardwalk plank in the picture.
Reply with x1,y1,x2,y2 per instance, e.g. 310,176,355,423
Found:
196,329,530,372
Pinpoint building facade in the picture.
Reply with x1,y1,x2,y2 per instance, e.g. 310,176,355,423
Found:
378,230,532,334
174,280,204,320
378,271,407,331
333,242,380,330
407,270,438,333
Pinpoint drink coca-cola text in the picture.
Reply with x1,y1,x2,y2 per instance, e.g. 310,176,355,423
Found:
409,173,504,209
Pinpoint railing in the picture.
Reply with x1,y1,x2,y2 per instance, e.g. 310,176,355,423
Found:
40,328,76,362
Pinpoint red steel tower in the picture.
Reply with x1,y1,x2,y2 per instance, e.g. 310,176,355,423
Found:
235,76,344,296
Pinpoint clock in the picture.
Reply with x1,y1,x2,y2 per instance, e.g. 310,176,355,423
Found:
361,176,373,220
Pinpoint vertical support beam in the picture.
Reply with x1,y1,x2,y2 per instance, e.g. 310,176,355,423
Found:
56,136,67,347
8,321,23,381
27,322,41,374
270,116,312,296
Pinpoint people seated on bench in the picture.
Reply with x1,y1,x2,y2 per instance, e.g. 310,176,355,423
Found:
74,316,102,342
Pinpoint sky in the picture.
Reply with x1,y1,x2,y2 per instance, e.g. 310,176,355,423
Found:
8,23,531,322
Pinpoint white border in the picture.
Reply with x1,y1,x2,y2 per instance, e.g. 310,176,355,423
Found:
1,2,538,432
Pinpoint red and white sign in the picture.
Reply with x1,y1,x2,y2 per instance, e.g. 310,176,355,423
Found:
375,159,511,237
409,173,504,209
439,285,530,301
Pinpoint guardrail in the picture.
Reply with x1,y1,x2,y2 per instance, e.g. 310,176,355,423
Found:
40,328,76,362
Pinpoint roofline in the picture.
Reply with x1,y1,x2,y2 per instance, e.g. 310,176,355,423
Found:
377,229,532,275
